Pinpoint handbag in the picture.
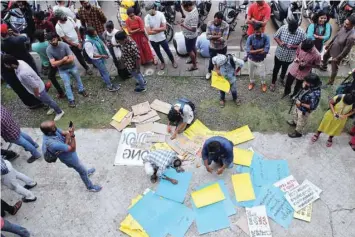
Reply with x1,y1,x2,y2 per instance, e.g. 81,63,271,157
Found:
43,140,60,163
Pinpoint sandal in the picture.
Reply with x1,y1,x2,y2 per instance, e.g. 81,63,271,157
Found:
172,62,178,68
311,134,319,143
326,139,333,147
153,58,158,65
11,201,22,215
269,84,275,92
186,66,198,71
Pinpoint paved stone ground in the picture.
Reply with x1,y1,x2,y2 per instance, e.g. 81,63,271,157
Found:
1,128,355,237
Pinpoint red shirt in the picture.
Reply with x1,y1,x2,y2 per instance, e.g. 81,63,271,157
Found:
247,2,271,35
36,20,55,34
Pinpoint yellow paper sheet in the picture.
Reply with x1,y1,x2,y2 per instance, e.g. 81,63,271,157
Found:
233,148,253,166
232,173,256,202
184,119,211,140
294,204,312,222
128,195,143,209
119,226,149,237
211,71,230,93
112,108,130,122
206,131,227,137
225,125,254,145
191,183,225,208
150,142,173,151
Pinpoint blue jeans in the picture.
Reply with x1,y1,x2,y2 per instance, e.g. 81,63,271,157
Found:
38,90,62,114
1,219,30,237
91,59,112,87
58,66,85,101
220,81,237,101
59,153,94,189
13,132,41,158
129,70,146,89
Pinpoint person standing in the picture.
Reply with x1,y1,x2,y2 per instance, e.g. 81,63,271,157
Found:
1,217,30,237
33,11,55,34
246,23,270,92
320,15,355,85
283,39,321,98
78,0,107,37
144,2,178,70
287,73,322,138
125,7,154,65
246,0,271,36
271,20,306,91
46,33,88,108
1,199,22,217
53,0,76,20
181,1,199,71
312,92,355,147
1,157,37,202
84,27,120,92
40,120,102,192
32,30,65,98
15,1,35,42
115,31,147,93
201,136,234,175
1,106,41,163
3,55,65,121
196,23,210,58
306,10,332,52
205,12,229,80
55,10,93,75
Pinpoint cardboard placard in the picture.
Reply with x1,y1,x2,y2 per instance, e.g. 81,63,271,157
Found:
246,205,272,237
110,112,133,132
132,110,160,123
150,99,172,114
132,101,151,116
145,134,166,143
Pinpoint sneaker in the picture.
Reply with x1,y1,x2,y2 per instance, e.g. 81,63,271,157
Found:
88,185,102,192
79,90,89,97
261,84,267,92
54,111,65,121
107,84,120,92
248,83,255,91
27,156,41,163
22,196,37,203
47,108,55,115
134,88,147,93
88,168,96,176
68,100,76,108
86,69,94,75
135,80,147,86
288,131,302,138
24,182,37,190
205,72,211,80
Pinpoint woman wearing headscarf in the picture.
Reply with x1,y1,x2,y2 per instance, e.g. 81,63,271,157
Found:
306,10,332,52
312,92,355,147
125,7,154,65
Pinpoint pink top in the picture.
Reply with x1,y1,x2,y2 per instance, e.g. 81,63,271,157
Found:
288,46,321,80
1,217,4,229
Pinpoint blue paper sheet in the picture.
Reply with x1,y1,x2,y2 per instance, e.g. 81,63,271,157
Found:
129,191,194,237
252,184,294,229
235,165,250,173
252,159,289,187
155,168,193,203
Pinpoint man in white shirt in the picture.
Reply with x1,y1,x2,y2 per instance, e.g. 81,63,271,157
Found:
144,2,177,70
173,31,188,57
54,9,93,75
53,1,76,19
2,55,65,121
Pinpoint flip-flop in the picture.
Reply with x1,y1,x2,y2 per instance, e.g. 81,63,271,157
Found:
326,139,333,147
311,134,319,143
153,59,158,65
172,62,178,68
160,64,165,70
11,201,22,215
186,67,198,71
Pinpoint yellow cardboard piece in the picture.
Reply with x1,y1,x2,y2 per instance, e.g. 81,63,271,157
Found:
233,148,253,166
211,71,230,93
294,204,312,222
150,142,173,151
184,119,211,140
225,125,254,145
205,131,227,137
119,226,149,237
112,108,130,122
232,173,256,202
191,183,225,208
128,195,143,209
120,214,145,230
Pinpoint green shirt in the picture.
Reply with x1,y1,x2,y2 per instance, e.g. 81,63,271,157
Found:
31,41,50,67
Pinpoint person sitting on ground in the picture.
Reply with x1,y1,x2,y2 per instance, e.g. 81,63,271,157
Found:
202,136,234,175
196,23,210,58
40,120,102,192
167,98,195,140
143,150,183,184
1,199,22,217
312,91,355,147
33,11,55,34
84,27,120,92
287,73,322,138
212,54,244,108
173,31,188,57
306,10,332,53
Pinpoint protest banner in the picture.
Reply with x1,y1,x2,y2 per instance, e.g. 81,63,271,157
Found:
246,205,272,237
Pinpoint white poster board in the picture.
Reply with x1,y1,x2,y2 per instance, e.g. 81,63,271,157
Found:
285,182,320,212
274,175,300,193
246,205,272,237
114,128,150,166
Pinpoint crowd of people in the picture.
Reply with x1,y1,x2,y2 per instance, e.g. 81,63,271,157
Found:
1,0,355,236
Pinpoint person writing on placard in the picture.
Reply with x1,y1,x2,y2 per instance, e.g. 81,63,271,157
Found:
202,136,234,175
143,150,184,184
167,98,196,140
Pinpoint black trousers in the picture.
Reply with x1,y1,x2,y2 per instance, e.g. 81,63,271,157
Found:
272,56,292,84
70,45,89,71
48,65,65,95
284,73,303,97
208,47,227,72
1,199,14,217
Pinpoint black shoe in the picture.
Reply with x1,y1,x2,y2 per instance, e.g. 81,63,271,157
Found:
24,182,37,190
4,151,19,160
134,88,147,93
288,131,302,138
22,197,37,203
106,84,120,92
287,121,296,127
68,100,76,108
135,80,147,86
27,156,41,163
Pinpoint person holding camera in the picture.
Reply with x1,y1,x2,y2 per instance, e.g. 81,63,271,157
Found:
40,120,102,192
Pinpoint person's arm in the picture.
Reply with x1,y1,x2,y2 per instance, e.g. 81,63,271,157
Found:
64,126,76,152
274,27,284,46
74,25,82,43
162,175,178,184
63,43,75,63
217,143,233,175
259,6,271,27
245,36,252,53
246,5,255,25
144,16,159,35
49,57,68,67
137,17,146,32
61,35,79,47
20,73,41,96
206,22,219,40
263,35,270,54
181,13,198,32
307,23,315,40
202,142,213,173
84,42,104,59
325,31,339,50
126,20,140,34
213,64,221,75
220,24,229,43
341,109,355,119
97,7,107,24
328,98,337,115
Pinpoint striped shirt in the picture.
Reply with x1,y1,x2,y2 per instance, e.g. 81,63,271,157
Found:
0,106,21,142
182,7,199,39
206,20,229,50
144,150,177,178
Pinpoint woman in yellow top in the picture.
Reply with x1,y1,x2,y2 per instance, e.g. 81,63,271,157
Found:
312,92,355,147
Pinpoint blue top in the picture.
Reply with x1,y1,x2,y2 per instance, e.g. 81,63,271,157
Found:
246,33,270,61
307,23,331,43
196,32,210,58
202,136,233,166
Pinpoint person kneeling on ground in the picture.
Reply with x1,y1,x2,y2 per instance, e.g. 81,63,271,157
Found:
202,136,234,175
167,98,195,140
144,150,183,184
212,54,244,108
287,73,322,138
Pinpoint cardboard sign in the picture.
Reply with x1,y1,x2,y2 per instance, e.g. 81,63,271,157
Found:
211,71,230,93
114,128,150,166
136,122,154,133
145,134,166,143
150,99,172,114
112,108,130,122
110,112,133,132
235,214,250,236
225,125,254,145
132,101,151,115
166,134,201,155
132,110,160,123
184,119,211,140
274,175,300,193
246,205,272,237
232,173,256,202
285,182,320,212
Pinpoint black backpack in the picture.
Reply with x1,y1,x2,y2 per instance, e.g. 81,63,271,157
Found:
177,98,196,114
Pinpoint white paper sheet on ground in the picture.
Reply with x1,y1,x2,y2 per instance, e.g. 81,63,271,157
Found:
150,99,171,114
235,213,250,236
114,128,150,166
246,205,272,237
284,182,320,212
294,204,313,222
131,101,151,116
274,175,300,193
302,179,322,196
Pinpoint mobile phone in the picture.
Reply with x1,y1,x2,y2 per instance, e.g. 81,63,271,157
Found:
69,121,73,128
